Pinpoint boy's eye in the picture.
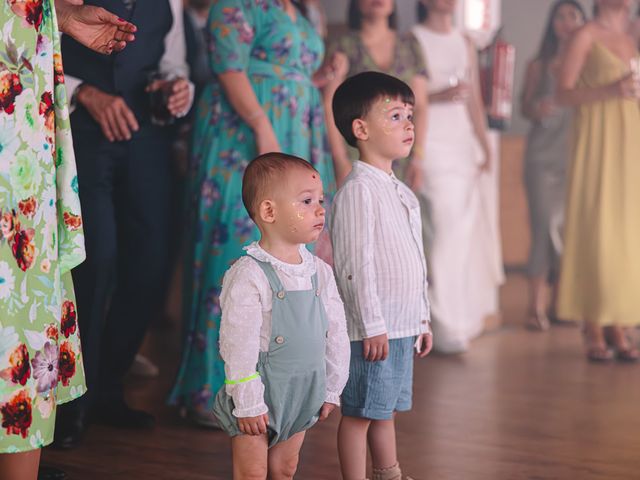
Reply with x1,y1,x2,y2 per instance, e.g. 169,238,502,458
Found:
408,113,414,121
303,198,312,205
319,198,325,205
391,113,400,120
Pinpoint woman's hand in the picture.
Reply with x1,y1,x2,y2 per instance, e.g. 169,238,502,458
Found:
610,72,640,99
534,96,558,120
254,119,281,155
432,82,471,103
479,143,491,173
56,0,136,55
404,157,424,192
314,52,349,90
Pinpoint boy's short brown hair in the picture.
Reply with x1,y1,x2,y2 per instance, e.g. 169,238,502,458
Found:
332,71,415,147
242,152,318,220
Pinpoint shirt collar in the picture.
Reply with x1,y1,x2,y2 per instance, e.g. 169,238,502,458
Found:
353,160,397,184
244,242,316,278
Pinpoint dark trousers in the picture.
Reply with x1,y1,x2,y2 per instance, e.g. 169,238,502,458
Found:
71,126,171,408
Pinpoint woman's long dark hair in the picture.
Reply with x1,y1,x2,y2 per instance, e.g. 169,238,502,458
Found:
348,0,397,30
417,1,428,22
537,0,586,63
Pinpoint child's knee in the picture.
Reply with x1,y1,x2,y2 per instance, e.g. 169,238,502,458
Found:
235,463,268,480
269,454,300,479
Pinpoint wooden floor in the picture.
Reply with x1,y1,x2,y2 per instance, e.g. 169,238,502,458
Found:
42,270,640,480
42,137,640,479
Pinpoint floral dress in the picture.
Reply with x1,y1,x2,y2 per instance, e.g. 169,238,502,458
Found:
168,0,334,412
0,0,86,453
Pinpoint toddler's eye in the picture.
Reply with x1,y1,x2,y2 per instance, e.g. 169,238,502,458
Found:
303,198,312,205
392,113,400,121
319,198,325,205
408,113,414,121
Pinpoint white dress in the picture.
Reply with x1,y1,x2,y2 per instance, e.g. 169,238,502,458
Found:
412,25,504,353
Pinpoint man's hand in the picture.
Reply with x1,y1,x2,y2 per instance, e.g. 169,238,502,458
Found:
318,402,336,422
146,78,192,117
55,1,137,55
78,85,138,142
363,333,389,362
238,413,269,436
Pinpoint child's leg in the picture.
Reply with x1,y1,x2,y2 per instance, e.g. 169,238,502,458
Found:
231,434,269,480
267,431,306,480
367,418,397,470
338,415,372,480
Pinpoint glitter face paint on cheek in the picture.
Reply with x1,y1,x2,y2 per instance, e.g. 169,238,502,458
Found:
379,97,393,135
287,202,305,233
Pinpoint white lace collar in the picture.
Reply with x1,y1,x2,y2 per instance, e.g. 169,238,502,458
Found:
244,242,316,277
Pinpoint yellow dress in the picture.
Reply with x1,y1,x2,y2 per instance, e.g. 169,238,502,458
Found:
558,42,640,325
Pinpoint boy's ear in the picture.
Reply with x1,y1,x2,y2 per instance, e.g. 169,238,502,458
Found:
259,199,276,224
352,118,368,142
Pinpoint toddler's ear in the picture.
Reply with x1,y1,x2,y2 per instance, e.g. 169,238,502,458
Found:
352,118,368,142
259,199,276,224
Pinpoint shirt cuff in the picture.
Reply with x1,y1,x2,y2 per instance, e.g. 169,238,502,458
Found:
64,76,83,114
325,391,341,406
362,322,388,338
232,402,268,419
420,320,432,335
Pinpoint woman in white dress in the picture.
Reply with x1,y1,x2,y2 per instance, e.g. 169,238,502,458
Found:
412,0,503,353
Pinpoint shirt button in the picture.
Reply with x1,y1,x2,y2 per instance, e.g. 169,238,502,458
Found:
275,335,285,344
315,289,321,297
277,291,285,299
347,274,353,280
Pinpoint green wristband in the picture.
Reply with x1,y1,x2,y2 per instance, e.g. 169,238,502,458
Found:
224,372,260,385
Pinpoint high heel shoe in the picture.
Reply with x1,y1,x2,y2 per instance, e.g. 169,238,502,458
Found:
525,311,550,331
604,327,640,363
583,327,613,362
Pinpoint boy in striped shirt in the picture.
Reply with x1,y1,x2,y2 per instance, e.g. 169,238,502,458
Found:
330,72,433,480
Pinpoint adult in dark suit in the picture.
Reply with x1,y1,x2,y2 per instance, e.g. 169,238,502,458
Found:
54,0,193,448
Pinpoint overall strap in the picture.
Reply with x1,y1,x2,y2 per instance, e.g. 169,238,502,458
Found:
249,256,285,294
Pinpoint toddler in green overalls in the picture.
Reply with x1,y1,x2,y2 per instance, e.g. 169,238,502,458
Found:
212,152,351,479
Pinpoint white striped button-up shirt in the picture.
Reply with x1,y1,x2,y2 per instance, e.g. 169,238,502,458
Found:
330,161,431,341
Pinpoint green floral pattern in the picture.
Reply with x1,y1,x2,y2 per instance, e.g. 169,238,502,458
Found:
0,0,86,452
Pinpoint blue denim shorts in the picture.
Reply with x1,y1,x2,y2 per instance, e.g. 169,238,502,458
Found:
341,336,415,420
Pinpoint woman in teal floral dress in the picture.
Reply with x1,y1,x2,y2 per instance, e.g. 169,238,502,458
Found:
0,1,134,477
169,0,337,423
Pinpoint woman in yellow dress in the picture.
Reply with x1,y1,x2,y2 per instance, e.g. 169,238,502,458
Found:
557,0,640,362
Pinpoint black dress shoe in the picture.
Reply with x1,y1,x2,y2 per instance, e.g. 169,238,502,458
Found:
51,404,87,449
38,465,67,480
92,400,156,429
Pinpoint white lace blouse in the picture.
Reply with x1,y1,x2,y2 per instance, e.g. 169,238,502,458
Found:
219,242,351,418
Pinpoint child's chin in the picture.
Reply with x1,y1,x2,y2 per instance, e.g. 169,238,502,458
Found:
304,231,322,244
